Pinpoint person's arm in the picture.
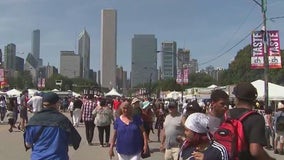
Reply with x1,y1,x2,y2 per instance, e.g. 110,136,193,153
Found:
109,130,117,158
250,143,276,160
139,125,148,154
160,127,166,151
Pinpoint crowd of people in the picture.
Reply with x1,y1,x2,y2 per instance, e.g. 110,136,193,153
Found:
0,82,284,159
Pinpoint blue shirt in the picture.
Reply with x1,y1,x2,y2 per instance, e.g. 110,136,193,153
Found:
25,125,69,160
114,115,143,155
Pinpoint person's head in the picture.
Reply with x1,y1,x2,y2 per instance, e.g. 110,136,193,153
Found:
131,97,141,107
22,89,28,96
233,82,257,107
210,89,229,118
100,98,107,106
168,101,178,114
42,92,60,109
119,101,132,116
184,113,210,146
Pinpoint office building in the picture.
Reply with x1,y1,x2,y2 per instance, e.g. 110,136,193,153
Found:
4,43,16,70
100,9,117,89
31,29,42,66
78,29,90,79
160,41,177,79
131,34,157,88
60,51,81,78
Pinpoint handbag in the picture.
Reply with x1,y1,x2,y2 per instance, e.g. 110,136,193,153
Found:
141,143,151,159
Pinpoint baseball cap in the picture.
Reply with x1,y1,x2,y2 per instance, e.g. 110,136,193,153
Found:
43,92,60,105
233,82,258,101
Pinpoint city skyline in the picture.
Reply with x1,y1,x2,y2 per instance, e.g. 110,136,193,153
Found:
0,0,283,74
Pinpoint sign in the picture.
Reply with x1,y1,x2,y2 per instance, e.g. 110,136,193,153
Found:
176,69,182,84
0,69,4,82
183,68,189,84
251,30,282,69
251,31,264,69
267,30,282,68
55,80,62,85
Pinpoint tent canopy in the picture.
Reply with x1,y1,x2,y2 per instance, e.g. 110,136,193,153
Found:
251,79,284,100
105,88,122,97
6,88,21,97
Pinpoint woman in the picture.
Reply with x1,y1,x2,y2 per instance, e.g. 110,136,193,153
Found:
93,98,113,147
154,102,166,142
109,101,148,160
180,113,228,160
141,101,155,142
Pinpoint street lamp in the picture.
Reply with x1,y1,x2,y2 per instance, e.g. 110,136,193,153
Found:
252,0,269,109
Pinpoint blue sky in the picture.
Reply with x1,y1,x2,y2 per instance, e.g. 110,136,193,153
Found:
1,0,284,73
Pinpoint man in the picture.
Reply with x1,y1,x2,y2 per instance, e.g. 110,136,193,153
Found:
207,89,229,134
27,92,43,113
24,92,81,160
229,82,275,160
274,101,284,154
160,101,183,160
18,90,30,131
81,95,96,145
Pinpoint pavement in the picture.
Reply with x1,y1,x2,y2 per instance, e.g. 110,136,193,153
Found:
0,112,283,160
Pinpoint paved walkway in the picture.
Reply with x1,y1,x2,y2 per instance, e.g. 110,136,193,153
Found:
0,112,283,160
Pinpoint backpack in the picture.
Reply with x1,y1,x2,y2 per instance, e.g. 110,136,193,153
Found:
275,111,284,134
213,110,257,160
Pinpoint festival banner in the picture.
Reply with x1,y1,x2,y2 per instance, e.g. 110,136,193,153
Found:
268,30,282,68
183,68,189,85
0,69,4,82
176,69,182,84
251,31,264,69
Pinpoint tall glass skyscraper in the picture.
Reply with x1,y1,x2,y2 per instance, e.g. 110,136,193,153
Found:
78,29,90,79
32,29,40,60
131,34,157,88
100,9,117,89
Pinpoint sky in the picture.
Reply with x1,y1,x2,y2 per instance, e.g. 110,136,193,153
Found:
1,0,284,74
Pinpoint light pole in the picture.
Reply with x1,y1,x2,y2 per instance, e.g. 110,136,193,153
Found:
252,0,269,109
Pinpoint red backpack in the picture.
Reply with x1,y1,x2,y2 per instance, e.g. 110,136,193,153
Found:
213,110,257,160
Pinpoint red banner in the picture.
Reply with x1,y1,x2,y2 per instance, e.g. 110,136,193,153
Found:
251,30,282,69
268,30,282,68
183,68,189,85
176,69,182,84
0,69,4,82
251,31,264,69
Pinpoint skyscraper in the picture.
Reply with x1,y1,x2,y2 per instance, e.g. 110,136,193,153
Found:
4,43,16,70
131,34,157,88
60,51,81,78
100,9,117,89
78,29,90,79
160,41,177,80
31,29,42,66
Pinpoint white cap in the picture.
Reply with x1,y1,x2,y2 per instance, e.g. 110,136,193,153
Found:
184,113,209,133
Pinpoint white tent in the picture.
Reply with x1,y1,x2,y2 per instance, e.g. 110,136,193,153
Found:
251,79,284,100
28,89,40,97
6,88,21,97
72,91,81,97
207,84,217,89
166,91,181,100
105,88,122,97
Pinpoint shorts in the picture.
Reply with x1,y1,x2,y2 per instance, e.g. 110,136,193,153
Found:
275,132,284,143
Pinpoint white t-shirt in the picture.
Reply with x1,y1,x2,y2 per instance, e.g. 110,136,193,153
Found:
27,96,43,112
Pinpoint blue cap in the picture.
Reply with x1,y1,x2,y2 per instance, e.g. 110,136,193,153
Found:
43,92,59,105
